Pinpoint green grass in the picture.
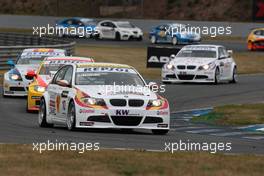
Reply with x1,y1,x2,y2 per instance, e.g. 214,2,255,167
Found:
192,104,264,126
0,144,264,176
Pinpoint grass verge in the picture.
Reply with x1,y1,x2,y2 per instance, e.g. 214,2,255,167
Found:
0,144,264,176
192,103,264,126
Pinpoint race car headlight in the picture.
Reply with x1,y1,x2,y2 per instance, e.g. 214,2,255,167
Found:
147,99,164,107
198,62,216,70
166,64,175,70
10,74,21,80
34,85,46,93
9,69,22,81
82,97,106,106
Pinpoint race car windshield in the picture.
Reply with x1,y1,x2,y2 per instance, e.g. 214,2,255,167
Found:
81,19,97,26
39,64,62,75
75,72,145,86
17,57,46,65
177,50,217,58
116,22,135,28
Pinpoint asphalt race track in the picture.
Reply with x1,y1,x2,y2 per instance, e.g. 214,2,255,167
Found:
0,74,263,154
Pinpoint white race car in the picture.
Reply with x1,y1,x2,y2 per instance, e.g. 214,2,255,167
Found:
3,48,66,96
39,63,170,135
95,20,143,41
162,45,237,84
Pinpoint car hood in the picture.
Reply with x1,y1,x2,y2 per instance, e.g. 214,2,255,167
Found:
15,64,39,75
171,57,216,66
75,85,157,99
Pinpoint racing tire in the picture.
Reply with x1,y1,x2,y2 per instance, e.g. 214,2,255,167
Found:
229,67,238,84
152,129,169,135
67,101,76,131
150,35,157,44
214,67,220,85
115,32,121,41
137,36,143,41
39,98,53,128
172,37,178,45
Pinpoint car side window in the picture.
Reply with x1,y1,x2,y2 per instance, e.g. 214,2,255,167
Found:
218,47,225,59
63,66,73,85
101,22,108,27
66,20,73,25
52,67,67,84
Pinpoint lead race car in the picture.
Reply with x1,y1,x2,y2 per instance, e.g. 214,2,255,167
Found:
162,45,237,84
27,56,94,112
39,63,170,135
3,48,66,97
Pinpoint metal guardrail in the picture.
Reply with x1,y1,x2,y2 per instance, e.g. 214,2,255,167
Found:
0,33,75,70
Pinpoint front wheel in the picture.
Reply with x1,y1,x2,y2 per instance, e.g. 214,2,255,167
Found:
115,32,121,41
67,101,76,131
214,68,220,85
152,129,169,135
150,35,156,44
172,37,178,45
39,98,53,127
229,67,238,83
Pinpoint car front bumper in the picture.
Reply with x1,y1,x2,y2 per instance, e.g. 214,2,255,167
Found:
162,69,215,83
75,104,170,130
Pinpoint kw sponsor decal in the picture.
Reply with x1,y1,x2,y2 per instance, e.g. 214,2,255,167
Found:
116,110,129,116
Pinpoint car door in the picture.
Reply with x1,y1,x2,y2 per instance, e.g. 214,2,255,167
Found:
58,66,73,119
47,66,68,122
100,22,115,39
218,47,230,79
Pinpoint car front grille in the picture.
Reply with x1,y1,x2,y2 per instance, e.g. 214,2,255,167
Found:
143,116,163,124
177,65,186,70
87,115,111,123
166,74,177,79
128,99,144,107
111,116,143,126
9,87,25,91
195,75,208,79
110,99,144,107
177,74,195,80
110,99,127,106
187,65,196,70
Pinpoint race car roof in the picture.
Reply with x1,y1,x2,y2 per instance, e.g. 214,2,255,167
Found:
44,56,94,62
22,48,65,53
76,62,132,68
182,45,221,51
20,48,66,58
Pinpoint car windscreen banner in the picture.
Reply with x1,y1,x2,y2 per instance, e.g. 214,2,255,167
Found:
253,0,264,21
147,46,181,68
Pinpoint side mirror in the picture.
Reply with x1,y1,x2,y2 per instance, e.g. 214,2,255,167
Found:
7,60,15,67
26,70,36,80
57,80,70,87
